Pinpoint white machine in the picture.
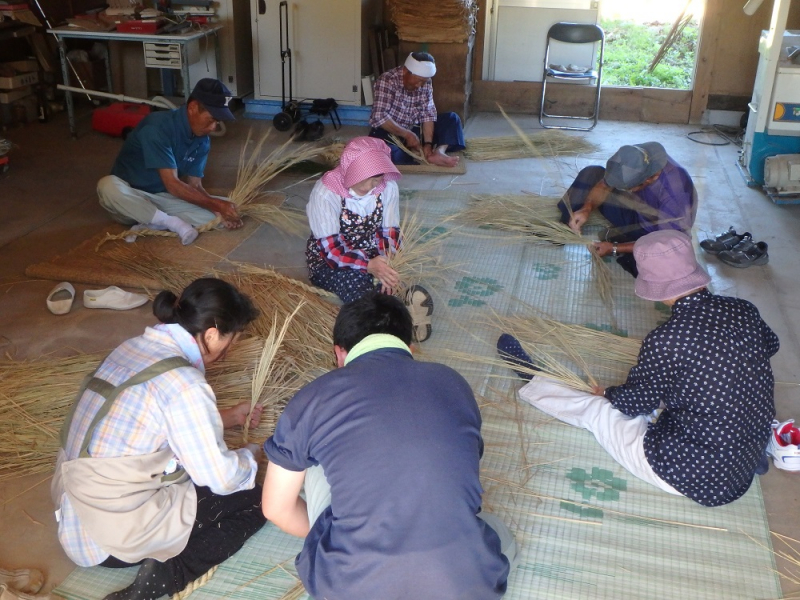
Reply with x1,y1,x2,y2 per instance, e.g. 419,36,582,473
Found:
740,0,800,201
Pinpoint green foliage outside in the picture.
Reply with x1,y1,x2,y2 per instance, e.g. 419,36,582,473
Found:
600,19,699,89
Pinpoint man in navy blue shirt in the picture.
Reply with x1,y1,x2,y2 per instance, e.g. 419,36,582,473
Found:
498,231,779,507
97,78,242,245
262,293,514,599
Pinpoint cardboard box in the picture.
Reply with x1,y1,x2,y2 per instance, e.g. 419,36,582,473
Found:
69,60,106,91
0,86,32,103
2,59,38,73
0,71,38,90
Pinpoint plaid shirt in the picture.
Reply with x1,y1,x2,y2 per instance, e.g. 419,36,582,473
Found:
55,324,257,566
307,179,401,270
369,66,437,130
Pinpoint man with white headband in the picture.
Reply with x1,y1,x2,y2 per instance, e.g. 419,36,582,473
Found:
369,52,465,168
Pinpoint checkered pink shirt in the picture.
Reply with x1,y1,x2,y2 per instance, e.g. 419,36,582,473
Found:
369,66,437,130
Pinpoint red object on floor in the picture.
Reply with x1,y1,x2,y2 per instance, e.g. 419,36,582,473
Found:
0,155,9,174
92,102,151,138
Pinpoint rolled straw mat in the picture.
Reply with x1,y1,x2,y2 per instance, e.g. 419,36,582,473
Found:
25,218,261,290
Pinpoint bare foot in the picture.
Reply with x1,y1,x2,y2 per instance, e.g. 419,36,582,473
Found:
427,152,459,168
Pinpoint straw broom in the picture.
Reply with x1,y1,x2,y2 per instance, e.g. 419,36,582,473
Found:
464,129,598,162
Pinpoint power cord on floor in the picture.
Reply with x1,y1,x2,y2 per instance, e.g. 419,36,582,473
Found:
687,124,744,147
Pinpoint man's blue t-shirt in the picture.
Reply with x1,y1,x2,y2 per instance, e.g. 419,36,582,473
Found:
264,347,509,600
110,105,210,194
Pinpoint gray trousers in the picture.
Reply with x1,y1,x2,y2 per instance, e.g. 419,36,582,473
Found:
97,175,217,227
304,465,520,571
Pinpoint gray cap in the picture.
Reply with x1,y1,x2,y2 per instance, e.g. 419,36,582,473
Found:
604,142,668,190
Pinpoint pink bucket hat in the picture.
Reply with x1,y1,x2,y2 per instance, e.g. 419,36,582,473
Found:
633,230,711,301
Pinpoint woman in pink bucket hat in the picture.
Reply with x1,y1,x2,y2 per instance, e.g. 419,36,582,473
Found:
306,136,434,342
497,230,779,507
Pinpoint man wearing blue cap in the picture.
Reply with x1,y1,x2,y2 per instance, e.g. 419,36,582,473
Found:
96,78,241,245
557,141,697,276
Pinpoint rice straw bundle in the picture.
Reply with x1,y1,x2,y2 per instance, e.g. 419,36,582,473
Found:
0,352,104,481
389,134,429,165
229,264,339,374
387,209,459,296
0,330,321,481
101,246,339,377
493,314,641,388
463,194,608,232
229,130,327,208
455,197,615,308
244,303,304,443
465,129,598,162
208,336,310,450
240,203,309,237
388,0,476,43
103,244,201,292
317,141,345,168
443,314,641,391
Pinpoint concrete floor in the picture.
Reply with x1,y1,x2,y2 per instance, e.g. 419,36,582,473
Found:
1,107,799,597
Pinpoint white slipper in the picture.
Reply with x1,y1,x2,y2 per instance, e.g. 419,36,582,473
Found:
0,567,44,595
83,286,148,310
405,284,434,343
46,282,75,315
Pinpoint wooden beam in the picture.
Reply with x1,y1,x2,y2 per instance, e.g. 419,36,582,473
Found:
472,0,488,82
472,81,692,124
689,0,724,124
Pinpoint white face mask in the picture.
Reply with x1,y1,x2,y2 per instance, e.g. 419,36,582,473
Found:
348,187,375,200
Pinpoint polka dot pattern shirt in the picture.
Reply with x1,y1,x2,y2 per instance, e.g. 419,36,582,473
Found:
605,290,779,507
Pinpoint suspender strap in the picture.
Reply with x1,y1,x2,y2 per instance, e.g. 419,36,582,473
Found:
67,356,193,458
60,362,105,450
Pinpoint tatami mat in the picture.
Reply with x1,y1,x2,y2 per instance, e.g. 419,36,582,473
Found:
54,189,781,600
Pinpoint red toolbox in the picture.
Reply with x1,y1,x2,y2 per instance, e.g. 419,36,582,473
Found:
92,102,151,138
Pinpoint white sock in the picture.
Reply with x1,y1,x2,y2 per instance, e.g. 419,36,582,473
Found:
150,209,198,245
124,223,167,243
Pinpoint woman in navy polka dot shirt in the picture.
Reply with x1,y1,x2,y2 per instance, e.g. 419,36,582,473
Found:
505,231,778,507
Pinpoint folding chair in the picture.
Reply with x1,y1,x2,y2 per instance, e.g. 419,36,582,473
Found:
539,22,605,131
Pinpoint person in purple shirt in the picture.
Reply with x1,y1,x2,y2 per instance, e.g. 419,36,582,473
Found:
557,141,697,277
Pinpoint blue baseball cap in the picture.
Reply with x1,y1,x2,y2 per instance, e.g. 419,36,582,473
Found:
189,78,235,122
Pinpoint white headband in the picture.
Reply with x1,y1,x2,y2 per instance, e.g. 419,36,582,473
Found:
404,53,436,79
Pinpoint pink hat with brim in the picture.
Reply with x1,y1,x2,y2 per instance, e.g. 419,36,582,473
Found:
633,230,711,302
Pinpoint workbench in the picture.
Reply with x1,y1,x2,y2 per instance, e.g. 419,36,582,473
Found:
47,25,222,137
